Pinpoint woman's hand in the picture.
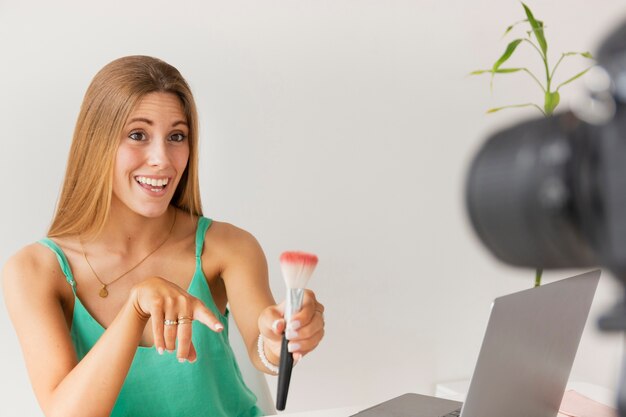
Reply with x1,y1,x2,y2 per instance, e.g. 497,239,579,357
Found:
129,276,224,362
258,289,325,364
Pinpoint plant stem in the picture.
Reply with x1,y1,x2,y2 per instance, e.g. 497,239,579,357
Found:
522,68,546,92
534,268,543,287
550,53,566,81
523,38,545,61
543,57,552,105
540,37,552,115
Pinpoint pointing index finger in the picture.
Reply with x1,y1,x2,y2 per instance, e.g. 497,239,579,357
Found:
192,300,224,332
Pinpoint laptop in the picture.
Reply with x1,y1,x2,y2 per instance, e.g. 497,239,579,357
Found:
351,269,601,417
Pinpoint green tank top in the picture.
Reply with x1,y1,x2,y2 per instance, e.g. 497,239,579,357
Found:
38,217,264,417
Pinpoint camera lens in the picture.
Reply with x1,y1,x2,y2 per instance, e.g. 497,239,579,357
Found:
465,113,597,268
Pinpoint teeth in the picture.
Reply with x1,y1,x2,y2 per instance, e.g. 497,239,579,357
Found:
136,176,169,187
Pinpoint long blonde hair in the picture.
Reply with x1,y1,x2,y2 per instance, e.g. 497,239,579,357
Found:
48,56,202,238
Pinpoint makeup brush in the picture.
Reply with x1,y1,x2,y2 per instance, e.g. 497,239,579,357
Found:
276,251,319,411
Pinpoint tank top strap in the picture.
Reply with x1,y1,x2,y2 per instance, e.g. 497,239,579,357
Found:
37,238,77,293
195,217,213,259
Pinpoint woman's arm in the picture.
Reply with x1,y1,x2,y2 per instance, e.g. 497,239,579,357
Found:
3,244,221,417
211,224,325,374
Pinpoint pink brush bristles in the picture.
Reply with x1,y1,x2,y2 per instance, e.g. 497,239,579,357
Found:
280,251,318,289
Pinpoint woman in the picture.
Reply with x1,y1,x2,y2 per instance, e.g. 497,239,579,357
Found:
2,55,325,417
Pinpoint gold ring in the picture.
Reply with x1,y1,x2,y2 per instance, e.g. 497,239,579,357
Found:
177,318,193,325
164,319,178,326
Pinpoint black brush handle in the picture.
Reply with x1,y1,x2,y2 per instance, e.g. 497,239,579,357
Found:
276,334,294,411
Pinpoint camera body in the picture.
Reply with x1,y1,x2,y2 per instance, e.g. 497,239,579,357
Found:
465,18,626,416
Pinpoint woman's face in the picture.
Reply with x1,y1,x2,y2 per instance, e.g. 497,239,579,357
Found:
112,91,190,218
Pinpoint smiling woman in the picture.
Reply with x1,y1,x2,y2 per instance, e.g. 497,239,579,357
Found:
1,56,326,417
48,57,202,239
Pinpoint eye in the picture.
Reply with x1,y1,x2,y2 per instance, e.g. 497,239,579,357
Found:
170,133,187,142
129,131,146,141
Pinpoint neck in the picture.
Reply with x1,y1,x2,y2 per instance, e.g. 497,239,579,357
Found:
86,201,176,253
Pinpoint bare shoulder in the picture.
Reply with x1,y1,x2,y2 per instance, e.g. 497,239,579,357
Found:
203,221,267,267
2,242,65,303
207,221,259,245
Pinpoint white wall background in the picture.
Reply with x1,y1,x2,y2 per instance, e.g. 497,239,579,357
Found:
1,0,625,415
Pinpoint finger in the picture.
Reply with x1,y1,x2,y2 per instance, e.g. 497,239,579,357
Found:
150,305,166,355
191,299,223,333
289,308,325,341
288,327,325,356
272,318,286,336
164,299,178,352
176,298,194,362
272,301,286,336
188,342,198,363
290,299,324,335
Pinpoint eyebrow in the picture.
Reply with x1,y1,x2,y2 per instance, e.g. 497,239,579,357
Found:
126,117,188,127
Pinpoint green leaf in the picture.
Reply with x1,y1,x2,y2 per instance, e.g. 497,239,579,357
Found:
562,51,594,59
544,91,560,115
492,39,523,72
496,68,524,73
469,69,492,75
522,2,547,56
502,19,528,38
486,103,546,116
556,67,593,91
469,68,524,76
490,39,523,89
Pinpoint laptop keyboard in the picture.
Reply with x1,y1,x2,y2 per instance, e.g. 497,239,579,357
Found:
440,408,461,417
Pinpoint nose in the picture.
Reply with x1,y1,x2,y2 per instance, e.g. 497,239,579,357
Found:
147,137,169,167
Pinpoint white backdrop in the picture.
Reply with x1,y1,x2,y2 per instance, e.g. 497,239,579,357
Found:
1,1,625,415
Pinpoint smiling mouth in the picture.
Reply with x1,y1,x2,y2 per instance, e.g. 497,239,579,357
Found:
135,176,170,192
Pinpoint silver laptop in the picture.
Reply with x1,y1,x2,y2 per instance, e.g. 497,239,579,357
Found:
352,270,601,417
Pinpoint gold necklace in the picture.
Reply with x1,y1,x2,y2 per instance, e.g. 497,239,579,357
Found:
80,210,177,298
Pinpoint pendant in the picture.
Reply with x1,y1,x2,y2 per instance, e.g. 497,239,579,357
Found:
99,285,109,298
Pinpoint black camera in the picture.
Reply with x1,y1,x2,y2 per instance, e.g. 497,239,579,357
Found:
467,19,626,284
465,19,626,415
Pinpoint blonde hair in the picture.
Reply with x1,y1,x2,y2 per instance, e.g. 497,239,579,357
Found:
48,55,202,238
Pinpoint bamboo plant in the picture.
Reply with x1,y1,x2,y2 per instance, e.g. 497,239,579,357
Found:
471,2,595,285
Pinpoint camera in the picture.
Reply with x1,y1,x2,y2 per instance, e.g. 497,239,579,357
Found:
465,19,626,415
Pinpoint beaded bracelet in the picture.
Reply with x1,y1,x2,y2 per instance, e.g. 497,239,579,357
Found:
257,334,279,374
